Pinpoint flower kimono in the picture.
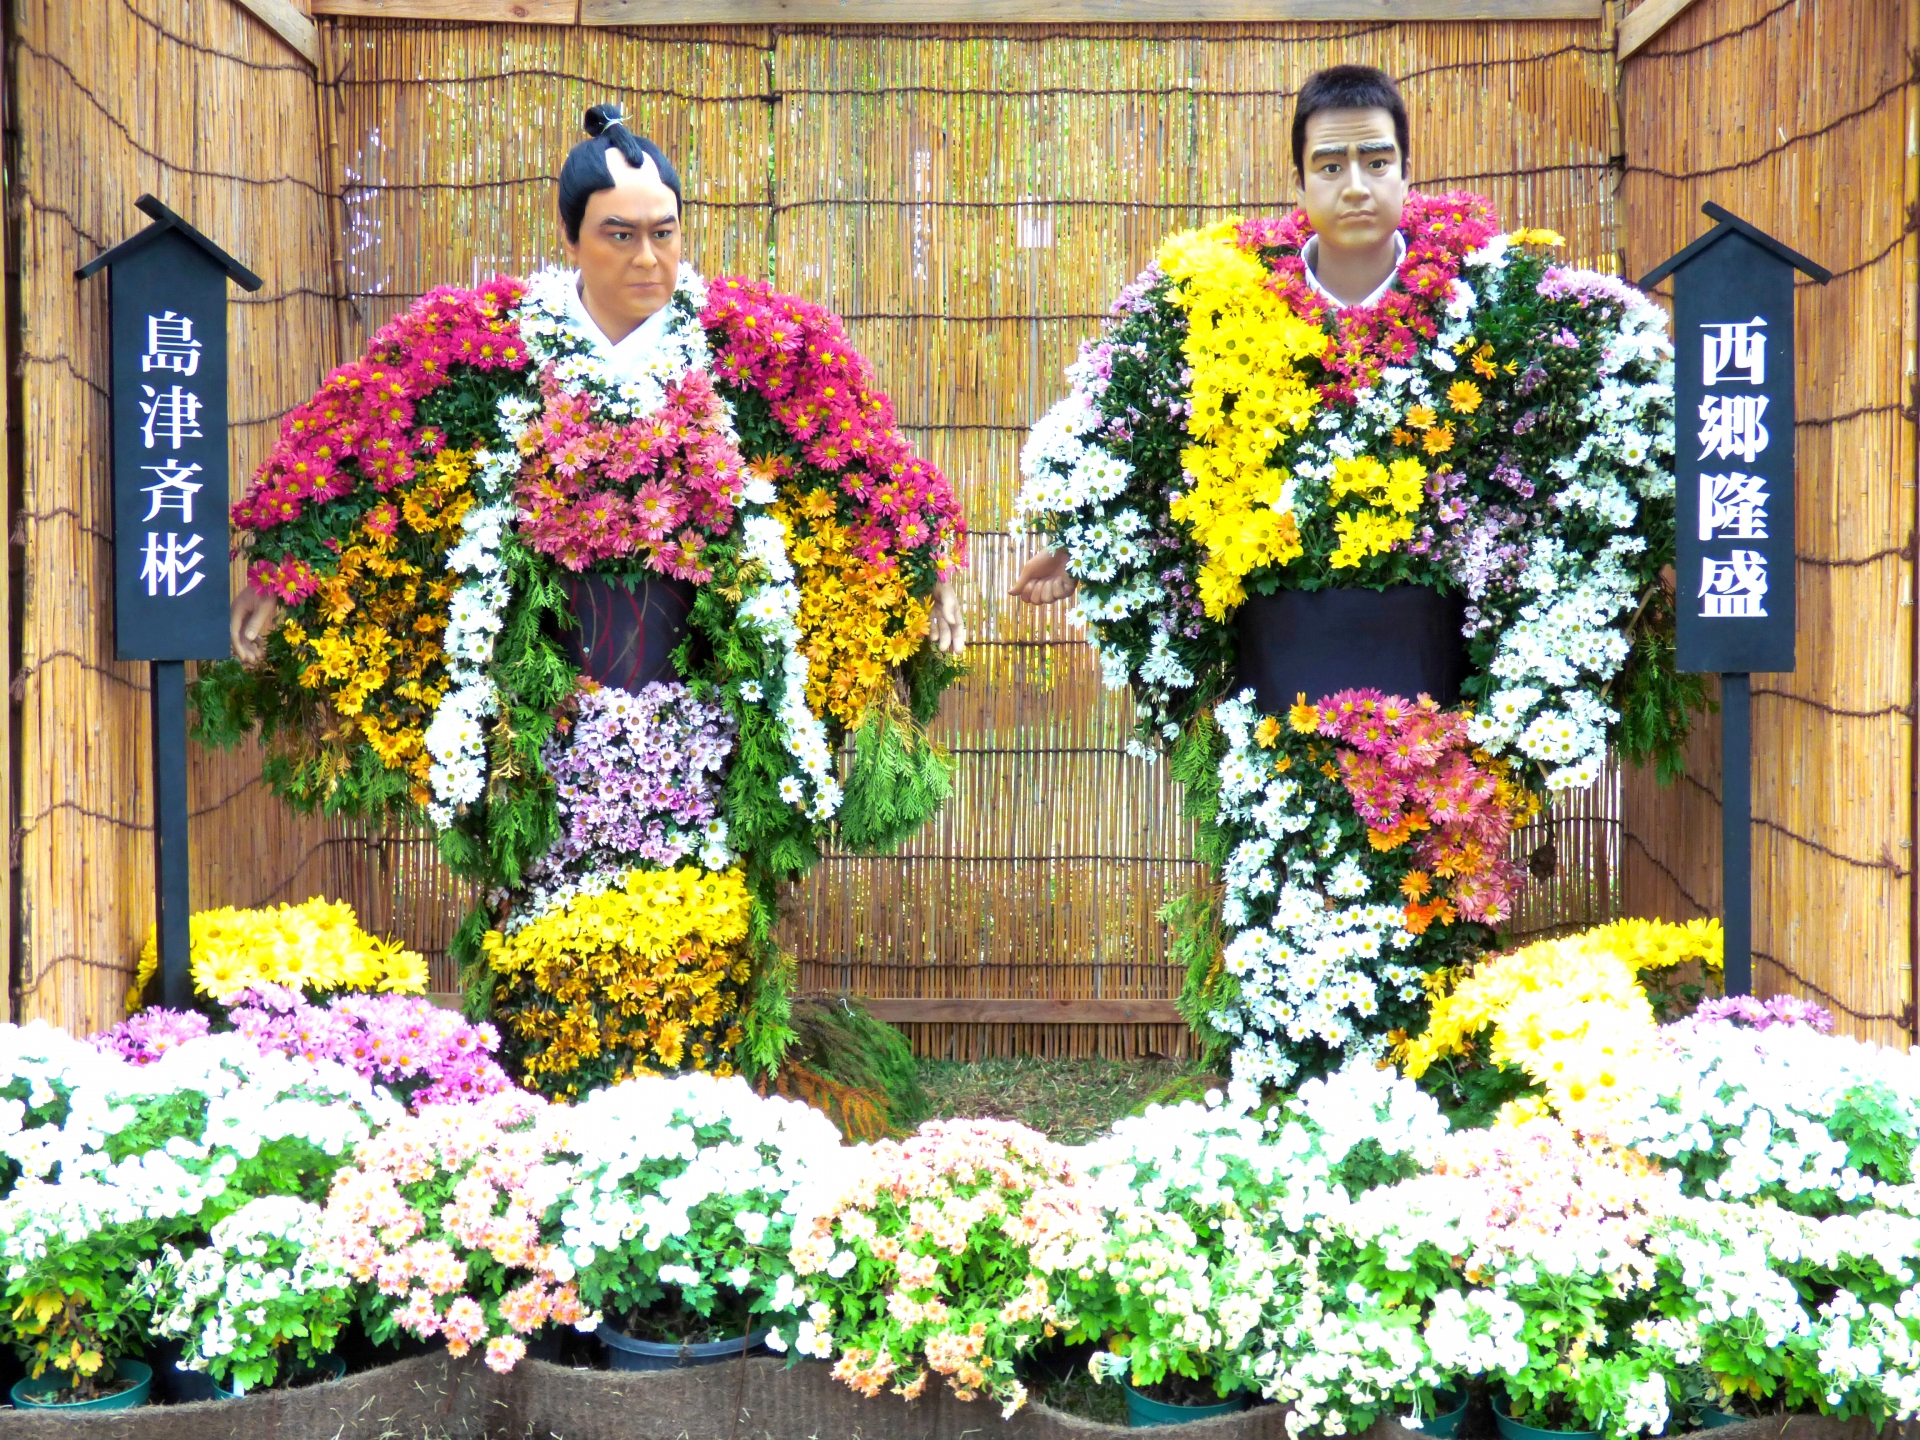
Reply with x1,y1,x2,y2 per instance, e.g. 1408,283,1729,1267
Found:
1016,192,1697,1091
202,265,966,1093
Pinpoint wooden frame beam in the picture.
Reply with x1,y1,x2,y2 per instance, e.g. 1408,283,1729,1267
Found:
309,0,1601,21
233,0,321,63
1617,0,1707,60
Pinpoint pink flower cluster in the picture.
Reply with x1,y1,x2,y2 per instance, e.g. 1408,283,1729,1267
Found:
319,1091,590,1373
225,986,514,1109
1315,689,1526,927
514,369,744,581
702,277,967,574
91,1008,210,1064
794,1119,1101,1412
233,278,530,600
1239,191,1503,402
1412,1119,1678,1289
1687,994,1836,1033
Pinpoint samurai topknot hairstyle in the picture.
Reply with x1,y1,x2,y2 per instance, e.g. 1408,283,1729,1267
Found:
1289,65,1409,180
558,102,683,244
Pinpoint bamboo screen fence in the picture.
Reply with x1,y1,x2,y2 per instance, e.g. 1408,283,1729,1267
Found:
12,0,1908,1056
1616,0,1920,1049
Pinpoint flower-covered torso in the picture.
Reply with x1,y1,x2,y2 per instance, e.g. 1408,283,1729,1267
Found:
205,264,966,1091
1018,193,1696,1092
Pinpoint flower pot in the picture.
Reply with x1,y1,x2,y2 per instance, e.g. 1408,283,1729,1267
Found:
1122,1381,1249,1428
1425,1389,1470,1439
10,1359,152,1411
212,1353,346,1400
150,1338,218,1404
1696,1405,1749,1430
598,1326,770,1373
1232,584,1469,715
561,574,695,692
1492,1398,1601,1440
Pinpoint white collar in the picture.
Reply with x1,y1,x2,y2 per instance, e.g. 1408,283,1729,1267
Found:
1302,231,1407,309
566,275,677,380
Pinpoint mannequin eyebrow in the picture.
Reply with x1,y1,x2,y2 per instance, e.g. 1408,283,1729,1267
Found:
597,210,678,229
1311,140,1399,160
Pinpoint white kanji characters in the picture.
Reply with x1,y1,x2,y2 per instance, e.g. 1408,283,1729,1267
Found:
140,531,206,597
140,458,204,523
139,384,203,450
1698,394,1771,462
1699,471,1770,541
1702,317,1767,386
141,311,202,377
1699,549,1769,618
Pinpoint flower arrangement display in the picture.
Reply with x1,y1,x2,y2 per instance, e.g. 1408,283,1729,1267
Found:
557,1073,842,1342
783,1119,1109,1418
10,919,1920,1430
201,261,967,1083
0,1033,398,1399
480,864,752,1096
1019,192,1704,1086
143,1196,354,1395
317,1089,592,1373
128,897,429,1009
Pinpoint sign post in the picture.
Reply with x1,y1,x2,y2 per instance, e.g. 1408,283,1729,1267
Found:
78,196,261,1008
1641,203,1830,996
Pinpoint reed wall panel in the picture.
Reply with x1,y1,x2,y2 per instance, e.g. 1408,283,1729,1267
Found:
9,0,338,1031
1617,0,1920,1045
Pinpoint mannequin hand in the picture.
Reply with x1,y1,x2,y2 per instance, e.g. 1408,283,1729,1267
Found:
1009,548,1078,606
929,581,967,655
231,585,281,666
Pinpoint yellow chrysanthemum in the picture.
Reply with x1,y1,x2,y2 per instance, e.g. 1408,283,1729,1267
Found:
1403,919,1724,1124
483,865,754,1096
1156,220,1326,620
149,897,426,1005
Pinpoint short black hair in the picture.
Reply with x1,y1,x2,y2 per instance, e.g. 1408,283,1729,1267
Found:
1290,66,1409,180
558,103,683,244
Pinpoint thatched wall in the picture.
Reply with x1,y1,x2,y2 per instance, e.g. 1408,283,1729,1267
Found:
1616,0,1919,1047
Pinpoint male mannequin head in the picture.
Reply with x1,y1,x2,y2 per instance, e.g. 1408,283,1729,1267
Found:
1290,65,1410,307
558,105,684,344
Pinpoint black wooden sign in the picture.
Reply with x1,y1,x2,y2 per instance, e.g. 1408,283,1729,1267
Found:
80,196,261,1007
1642,203,1830,997
86,199,259,660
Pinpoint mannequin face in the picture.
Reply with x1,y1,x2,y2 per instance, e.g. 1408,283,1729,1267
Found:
1297,107,1407,260
561,149,682,343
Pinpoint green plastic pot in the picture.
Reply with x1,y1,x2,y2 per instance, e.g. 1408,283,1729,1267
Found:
10,1359,152,1411
1425,1389,1469,1439
1123,1382,1249,1428
1493,1398,1600,1440
213,1353,346,1400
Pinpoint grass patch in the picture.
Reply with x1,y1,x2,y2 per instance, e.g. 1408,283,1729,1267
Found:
918,1055,1221,1146
1029,1360,1130,1425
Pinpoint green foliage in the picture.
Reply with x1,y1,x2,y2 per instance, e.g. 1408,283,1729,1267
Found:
1614,578,1713,784
777,995,928,1136
837,705,953,854
1167,889,1235,1074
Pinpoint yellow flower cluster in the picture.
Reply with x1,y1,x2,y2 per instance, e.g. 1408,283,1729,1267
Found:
1157,221,1327,619
278,449,473,805
775,486,931,728
1328,455,1427,570
482,866,753,1096
129,897,429,1008
1402,918,1724,1123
